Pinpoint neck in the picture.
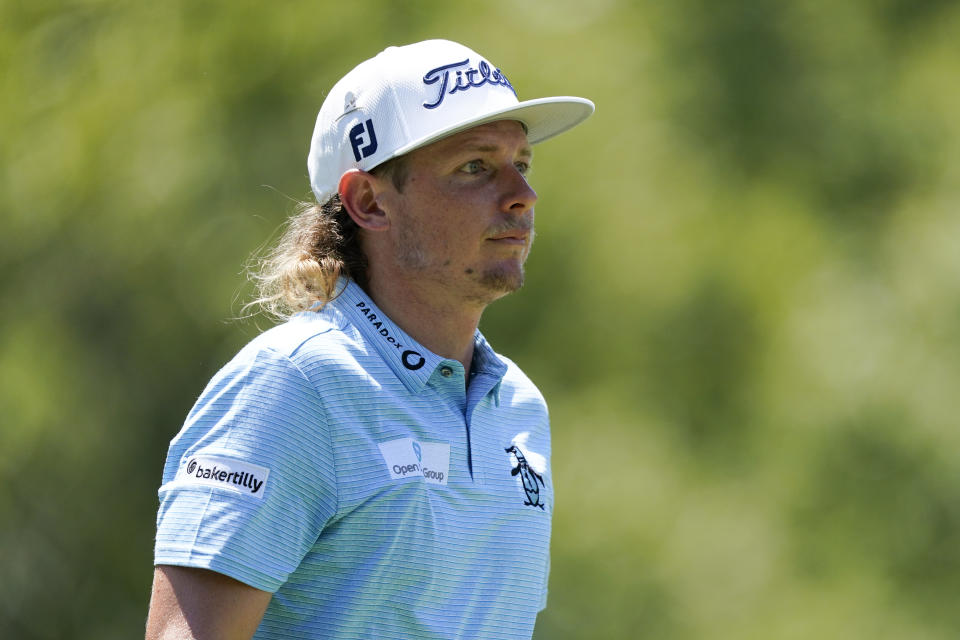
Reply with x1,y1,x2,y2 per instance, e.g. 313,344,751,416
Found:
363,274,485,373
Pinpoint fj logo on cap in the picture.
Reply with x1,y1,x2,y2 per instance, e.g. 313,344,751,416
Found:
349,118,378,161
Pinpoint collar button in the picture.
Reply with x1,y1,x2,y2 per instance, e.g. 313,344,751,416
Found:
440,366,454,378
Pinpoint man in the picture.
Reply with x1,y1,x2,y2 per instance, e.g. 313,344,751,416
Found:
146,39,593,639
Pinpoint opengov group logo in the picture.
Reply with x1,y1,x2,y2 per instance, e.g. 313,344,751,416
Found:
378,437,450,485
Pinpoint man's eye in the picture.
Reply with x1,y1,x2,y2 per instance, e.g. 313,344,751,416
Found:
461,160,485,174
515,162,531,175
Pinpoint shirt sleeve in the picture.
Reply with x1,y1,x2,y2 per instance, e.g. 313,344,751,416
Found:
154,345,338,593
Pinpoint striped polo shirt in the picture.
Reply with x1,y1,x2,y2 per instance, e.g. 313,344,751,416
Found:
154,279,553,639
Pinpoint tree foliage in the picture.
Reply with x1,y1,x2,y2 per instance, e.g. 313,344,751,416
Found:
3,1,960,637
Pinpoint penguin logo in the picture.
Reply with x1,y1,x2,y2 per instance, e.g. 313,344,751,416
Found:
505,445,546,510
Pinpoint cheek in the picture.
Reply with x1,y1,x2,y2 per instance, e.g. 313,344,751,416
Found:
411,197,484,243
399,180,494,258
402,208,470,260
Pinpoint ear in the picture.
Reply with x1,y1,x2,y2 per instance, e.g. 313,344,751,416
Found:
339,169,391,232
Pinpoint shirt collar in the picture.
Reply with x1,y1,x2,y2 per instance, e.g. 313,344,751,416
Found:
328,280,442,393
329,280,508,396
470,330,507,405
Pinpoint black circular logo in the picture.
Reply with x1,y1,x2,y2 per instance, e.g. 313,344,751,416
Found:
401,350,425,371
186,459,197,475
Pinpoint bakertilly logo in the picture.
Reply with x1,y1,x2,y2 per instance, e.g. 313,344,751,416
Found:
353,300,425,370
181,456,269,498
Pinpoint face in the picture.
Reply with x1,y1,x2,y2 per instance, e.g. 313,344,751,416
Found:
382,120,538,306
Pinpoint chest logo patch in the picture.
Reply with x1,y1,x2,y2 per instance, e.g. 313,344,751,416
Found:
378,438,450,485
505,432,547,510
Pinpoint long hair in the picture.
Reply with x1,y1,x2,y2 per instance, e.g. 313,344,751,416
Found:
246,158,407,322
246,195,366,322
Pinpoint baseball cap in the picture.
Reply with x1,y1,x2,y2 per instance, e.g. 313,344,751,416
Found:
307,39,595,202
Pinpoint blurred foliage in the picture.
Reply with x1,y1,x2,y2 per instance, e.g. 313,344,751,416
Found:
2,1,960,638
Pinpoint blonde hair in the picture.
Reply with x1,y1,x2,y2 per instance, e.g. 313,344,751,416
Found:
247,195,367,322
247,157,407,322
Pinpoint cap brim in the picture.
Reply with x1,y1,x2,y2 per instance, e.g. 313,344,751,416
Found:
385,96,595,164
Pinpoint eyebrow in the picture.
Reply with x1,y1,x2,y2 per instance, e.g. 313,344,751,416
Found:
459,143,534,159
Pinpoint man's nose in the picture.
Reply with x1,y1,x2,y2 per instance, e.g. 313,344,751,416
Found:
500,167,538,215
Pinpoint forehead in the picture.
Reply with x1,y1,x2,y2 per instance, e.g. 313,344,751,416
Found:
411,120,533,162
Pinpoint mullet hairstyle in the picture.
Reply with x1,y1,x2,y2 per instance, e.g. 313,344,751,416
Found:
247,157,408,322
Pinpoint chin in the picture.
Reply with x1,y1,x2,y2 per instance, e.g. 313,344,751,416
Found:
477,266,525,297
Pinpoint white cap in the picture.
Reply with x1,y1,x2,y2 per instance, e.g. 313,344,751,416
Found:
307,39,595,202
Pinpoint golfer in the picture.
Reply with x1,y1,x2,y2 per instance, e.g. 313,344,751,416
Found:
146,39,594,640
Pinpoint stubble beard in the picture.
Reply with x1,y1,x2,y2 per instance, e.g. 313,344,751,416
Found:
475,255,527,298
395,223,429,272
395,225,533,304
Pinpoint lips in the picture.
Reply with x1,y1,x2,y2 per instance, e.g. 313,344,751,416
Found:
486,221,532,242
487,230,529,243
485,215,534,247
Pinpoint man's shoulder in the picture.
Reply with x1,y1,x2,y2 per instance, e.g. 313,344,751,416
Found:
238,309,369,377
493,352,548,409
249,309,346,354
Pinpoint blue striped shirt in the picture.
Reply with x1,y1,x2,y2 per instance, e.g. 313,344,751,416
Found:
155,280,553,639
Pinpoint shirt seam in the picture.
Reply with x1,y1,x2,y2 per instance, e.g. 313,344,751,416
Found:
269,346,342,523
288,322,339,360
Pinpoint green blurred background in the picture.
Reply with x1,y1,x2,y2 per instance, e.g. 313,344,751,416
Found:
3,1,960,638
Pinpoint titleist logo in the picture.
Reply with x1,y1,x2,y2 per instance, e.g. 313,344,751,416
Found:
422,58,516,110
